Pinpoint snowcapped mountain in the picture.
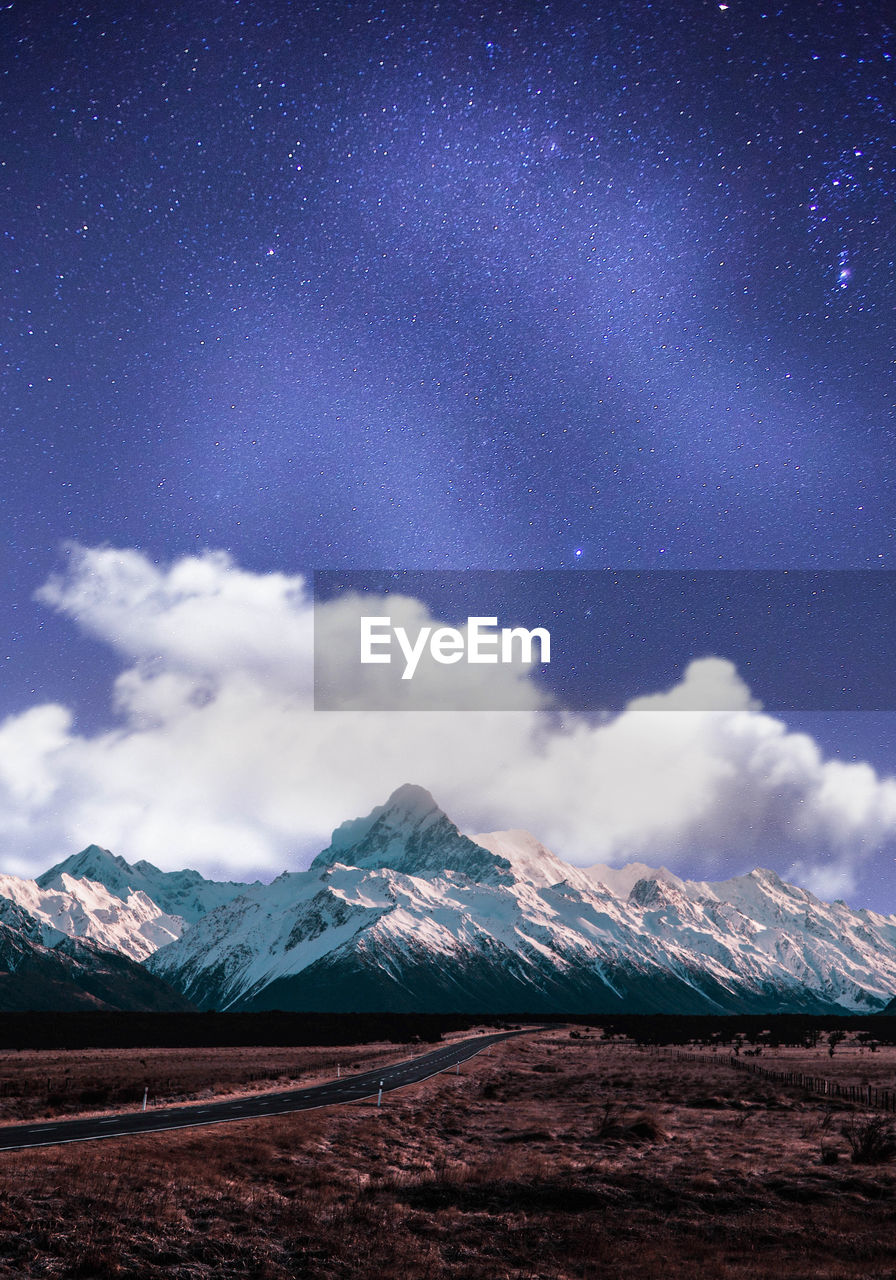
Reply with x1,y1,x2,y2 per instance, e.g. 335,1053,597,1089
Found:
0,845,254,991
36,845,255,925
0,871,183,962
0,896,194,1012
145,784,896,1015
15,785,896,1014
314,784,510,884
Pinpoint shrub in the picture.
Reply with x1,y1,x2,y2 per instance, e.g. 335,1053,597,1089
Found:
593,1102,666,1145
840,1115,896,1164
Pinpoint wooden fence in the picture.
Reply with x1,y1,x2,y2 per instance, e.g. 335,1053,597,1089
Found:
672,1050,896,1111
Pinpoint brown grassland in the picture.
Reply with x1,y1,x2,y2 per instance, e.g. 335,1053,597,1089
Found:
2,1029,896,1278
0,1042,417,1124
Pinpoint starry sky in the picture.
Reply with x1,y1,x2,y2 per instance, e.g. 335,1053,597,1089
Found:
3,1,896,903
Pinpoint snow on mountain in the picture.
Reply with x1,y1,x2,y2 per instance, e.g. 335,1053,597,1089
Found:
0,895,63,948
146,784,896,1015
0,871,183,961
149,854,665,1014
471,829,597,893
684,868,896,1011
36,845,255,925
312,784,510,884
0,896,195,1012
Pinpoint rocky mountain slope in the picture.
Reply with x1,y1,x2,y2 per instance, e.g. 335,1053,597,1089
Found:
0,870,183,962
0,897,194,1012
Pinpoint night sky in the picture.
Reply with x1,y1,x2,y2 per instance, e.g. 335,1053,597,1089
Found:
3,2,896,906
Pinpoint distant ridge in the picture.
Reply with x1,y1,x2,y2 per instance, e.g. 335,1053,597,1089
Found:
37,844,256,924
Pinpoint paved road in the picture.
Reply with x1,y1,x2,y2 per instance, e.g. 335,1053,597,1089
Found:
0,1027,539,1152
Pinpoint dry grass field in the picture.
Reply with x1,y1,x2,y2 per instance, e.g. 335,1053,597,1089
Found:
3,1029,896,1279
717,1038,896,1087
0,1042,421,1124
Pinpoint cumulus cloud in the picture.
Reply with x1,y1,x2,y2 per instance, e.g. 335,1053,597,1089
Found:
37,544,314,691
0,543,891,902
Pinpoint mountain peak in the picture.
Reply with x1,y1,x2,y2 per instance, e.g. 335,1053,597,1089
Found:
36,846,135,896
311,785,511,883
35,847,253,925
385,782,441,818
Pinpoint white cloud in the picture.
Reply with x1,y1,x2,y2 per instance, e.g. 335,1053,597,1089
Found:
37,543,314,690
0,543,891,902
0,704,73,807
625,655,760,712
784,858,860,903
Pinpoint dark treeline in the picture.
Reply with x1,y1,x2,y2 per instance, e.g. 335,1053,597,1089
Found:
2,1010,896,1051
0,1011,515,1051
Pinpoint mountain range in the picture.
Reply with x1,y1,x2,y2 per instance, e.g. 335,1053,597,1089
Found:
3,783,896,1014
